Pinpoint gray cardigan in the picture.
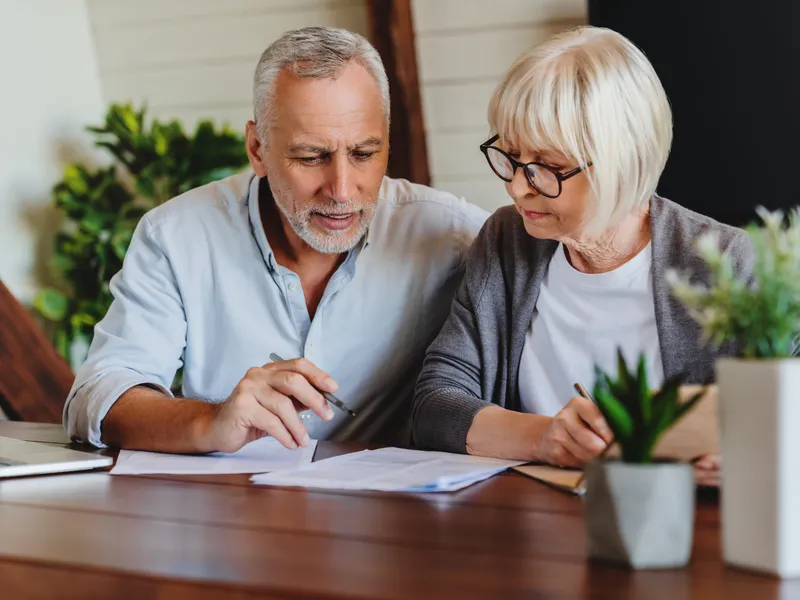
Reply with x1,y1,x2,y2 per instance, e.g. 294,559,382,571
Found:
412,195,754,453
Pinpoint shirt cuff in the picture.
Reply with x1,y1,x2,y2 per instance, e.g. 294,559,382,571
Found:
63,371,174,448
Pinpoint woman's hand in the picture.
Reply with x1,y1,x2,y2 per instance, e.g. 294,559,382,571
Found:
536,396,614,468
693,453,721,487
465,400,613,465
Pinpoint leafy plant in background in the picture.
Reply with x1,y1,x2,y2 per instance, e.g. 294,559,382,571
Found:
591,351,706,463
668,207,800,358
35,103,249,364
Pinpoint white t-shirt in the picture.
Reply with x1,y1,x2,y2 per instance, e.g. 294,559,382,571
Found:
518,242,664,416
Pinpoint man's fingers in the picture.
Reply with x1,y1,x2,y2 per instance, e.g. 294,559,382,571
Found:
270,395,311,448
571,397,614,443
268,357,339,393
248,386,312,446
247,410,297,450
267,371,334,421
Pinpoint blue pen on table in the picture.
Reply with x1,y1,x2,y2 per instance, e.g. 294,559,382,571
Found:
269,353,357,417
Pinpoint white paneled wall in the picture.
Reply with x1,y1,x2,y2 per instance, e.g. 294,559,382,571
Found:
412,0,587,211
86,0,369,132
85,0,586,214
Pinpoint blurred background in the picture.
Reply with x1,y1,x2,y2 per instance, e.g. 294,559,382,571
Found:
3,0,797,420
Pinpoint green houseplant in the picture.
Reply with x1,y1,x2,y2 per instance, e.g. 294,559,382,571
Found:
668,207,800,578
34,104,249,366
668,206,800,358
591,351,705,463
584,350,706,569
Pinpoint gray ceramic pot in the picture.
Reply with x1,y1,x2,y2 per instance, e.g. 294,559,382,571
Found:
584,460,695,569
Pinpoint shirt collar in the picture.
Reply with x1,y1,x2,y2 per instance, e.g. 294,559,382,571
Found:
247,174,279,272
364,179,388,249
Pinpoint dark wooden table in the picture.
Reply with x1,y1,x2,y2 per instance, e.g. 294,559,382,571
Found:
0,422,795,599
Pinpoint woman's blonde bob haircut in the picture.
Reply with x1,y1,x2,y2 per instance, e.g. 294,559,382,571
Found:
488,26,672,232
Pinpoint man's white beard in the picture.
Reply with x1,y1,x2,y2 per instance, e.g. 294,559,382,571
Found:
275,198,375,254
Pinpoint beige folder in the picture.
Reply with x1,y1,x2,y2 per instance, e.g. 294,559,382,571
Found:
514,385,718,494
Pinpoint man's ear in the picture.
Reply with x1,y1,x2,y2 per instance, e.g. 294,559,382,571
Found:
245,121,268,178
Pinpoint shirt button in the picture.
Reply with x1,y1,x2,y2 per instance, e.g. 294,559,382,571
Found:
301,412,311,421
288,283,297,292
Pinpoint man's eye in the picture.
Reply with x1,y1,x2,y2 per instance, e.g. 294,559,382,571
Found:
297,156,323,165
352,152,375,161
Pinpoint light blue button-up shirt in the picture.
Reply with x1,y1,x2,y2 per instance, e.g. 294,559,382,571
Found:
64,172,488,447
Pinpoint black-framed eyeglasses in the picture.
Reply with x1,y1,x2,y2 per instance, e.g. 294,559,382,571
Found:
479,134,592,199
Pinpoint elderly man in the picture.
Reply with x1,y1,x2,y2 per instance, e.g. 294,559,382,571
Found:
64,26,487,453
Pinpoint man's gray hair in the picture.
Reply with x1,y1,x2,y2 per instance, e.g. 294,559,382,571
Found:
253,26,390,141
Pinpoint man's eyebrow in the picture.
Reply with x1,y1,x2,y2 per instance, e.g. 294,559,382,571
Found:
349,136,383,150
287,143,330,154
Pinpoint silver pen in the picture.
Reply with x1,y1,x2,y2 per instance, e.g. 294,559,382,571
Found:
269,353,356,417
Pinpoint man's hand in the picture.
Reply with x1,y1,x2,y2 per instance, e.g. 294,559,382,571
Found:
202,358,337,453
536,396,614,468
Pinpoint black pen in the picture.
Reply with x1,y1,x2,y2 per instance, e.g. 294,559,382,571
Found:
269,353,356,417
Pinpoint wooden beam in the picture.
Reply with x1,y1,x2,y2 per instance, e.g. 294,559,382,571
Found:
0,280,73,422
366,0,431,186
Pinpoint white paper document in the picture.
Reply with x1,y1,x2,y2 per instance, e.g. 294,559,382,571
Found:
250,447,524,492
111,437,317,475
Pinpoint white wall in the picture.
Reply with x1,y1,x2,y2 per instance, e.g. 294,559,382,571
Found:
0,0,105,303
412,0,587,212
87,0,369,133
84,0,586,216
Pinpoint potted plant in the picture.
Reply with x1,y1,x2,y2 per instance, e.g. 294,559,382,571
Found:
33,103,249,370
584,350,706,569
669,207,800,578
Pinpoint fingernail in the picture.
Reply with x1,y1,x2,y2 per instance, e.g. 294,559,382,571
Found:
325,377,338,391
325,407,334,420
290,440,298,449
301,434,310,447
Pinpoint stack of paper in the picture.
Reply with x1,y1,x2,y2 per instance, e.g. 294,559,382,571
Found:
111,437,317,475
251,447,524,492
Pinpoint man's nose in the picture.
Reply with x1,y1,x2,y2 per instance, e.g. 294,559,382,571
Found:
325,155,353,204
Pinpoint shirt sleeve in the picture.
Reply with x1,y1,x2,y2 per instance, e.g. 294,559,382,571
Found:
63,215,186,447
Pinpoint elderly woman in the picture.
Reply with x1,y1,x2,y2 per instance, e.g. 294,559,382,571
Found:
412,26,750,473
